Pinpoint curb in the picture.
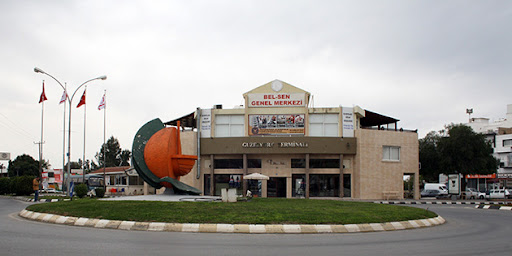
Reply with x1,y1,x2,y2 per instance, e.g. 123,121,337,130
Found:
18,209,445,234
474,205,512,211
375,201,508,205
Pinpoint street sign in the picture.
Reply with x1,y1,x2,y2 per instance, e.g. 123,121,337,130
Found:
0,152,10,161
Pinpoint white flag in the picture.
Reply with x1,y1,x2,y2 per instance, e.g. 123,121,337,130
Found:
98,93,106,110
59,90,68,104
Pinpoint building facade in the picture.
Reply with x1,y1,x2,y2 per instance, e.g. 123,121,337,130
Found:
466,104,512,189
174,80,420,200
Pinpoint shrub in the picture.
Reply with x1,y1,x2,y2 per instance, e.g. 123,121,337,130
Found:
75,184,88,198
0,177,10,194
10,176,35,196
95,188,105,198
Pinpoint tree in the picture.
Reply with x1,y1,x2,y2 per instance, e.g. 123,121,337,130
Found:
68,161,81,169
419,131,442,182
438,124,498,175
419,124,498,182
119,150,131,166
8,154,39,177
95,136,131,167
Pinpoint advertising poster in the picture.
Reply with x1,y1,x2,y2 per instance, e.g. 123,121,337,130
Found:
249,114,305,136
342,107,354,137
200,108,212,138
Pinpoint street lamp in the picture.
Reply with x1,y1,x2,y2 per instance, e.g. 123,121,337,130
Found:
34,67,107,197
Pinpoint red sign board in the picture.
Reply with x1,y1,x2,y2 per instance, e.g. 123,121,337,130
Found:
465,174,496,179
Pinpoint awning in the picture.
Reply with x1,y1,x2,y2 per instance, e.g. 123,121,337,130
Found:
164,112,196,128
360,110,399,127
244,173,270,180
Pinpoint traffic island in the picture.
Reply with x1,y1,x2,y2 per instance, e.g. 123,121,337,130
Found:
18,209,445,234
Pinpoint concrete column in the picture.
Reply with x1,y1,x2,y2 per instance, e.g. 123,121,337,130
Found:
262,179,267,198
339,154,344,198
144,182,149,195
286,177,292,198
210,155,214,196
243,154,248,196
414,173,420,200
305,154,310,199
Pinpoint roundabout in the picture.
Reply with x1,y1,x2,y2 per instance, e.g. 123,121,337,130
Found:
18,195,445,234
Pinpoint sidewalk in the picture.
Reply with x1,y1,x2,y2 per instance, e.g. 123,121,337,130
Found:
375,199,510,205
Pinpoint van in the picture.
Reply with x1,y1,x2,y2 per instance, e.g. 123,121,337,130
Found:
424,183,448,195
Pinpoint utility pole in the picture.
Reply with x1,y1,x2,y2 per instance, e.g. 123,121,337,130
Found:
34,141,45,178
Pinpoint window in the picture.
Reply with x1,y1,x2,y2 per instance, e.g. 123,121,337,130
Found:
214,159,243,169
213,159,261,169
215,115,244,137
291,158,340,168
310,174,339,197
383,146,400,161
129,176,144,185
291,159,306,168
247,159,262,168
503,139,512,147
310,159,340,168
309,114,339,136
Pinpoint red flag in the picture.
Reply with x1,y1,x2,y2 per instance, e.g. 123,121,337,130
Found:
39,81,48,103
98,93,106,110
76,89,86,108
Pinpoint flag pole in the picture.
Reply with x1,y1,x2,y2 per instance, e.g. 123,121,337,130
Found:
62,83,67,191
82,85,87,184
103,90,107,191
38,80,46,179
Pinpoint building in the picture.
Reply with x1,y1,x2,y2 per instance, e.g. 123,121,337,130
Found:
466,104,512,189
170,80,420,200
89,166,149,196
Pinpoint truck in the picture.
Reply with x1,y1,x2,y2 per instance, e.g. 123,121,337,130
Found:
423,183,448,195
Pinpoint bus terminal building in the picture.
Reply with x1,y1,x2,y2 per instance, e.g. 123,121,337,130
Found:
172,80,420,200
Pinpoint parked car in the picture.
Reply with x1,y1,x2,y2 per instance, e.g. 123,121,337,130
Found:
41,188,59,193
486,189,511,199
478,191,486,199
421,189,441,198
465,188,479,199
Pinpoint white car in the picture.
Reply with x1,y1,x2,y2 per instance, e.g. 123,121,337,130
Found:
465,188,479,199
41,188,59,193
486,189,511,199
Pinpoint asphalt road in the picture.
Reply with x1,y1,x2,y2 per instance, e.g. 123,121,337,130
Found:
1,198,510,256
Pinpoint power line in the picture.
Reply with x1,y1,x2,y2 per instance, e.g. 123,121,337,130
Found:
0,112,37,140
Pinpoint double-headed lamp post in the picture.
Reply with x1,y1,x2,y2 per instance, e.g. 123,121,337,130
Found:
34,67,107,196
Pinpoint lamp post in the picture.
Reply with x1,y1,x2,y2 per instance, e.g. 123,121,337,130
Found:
34,67,106,197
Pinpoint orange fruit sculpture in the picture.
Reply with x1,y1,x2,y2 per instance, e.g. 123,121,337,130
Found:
143,122,197,188
132,119,200,194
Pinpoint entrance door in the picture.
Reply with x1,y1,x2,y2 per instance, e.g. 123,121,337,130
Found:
268,177,286,197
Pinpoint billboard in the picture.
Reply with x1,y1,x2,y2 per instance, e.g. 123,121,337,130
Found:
247,93,306,108
249,114,305,136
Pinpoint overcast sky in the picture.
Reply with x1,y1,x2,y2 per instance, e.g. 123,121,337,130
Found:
1,1,511,169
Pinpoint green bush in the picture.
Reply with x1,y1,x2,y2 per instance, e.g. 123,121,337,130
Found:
10,176,35,196
75,184,88,198
0,177,11,194
95,188,105,198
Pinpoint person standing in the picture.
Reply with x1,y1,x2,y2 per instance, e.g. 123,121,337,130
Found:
32,177,40,201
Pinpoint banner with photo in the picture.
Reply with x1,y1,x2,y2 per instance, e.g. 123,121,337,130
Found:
249,114,305,136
